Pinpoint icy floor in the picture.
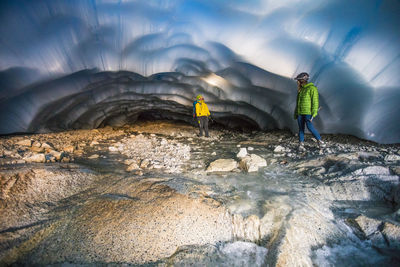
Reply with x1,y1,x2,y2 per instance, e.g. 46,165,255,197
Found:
1,121,399,266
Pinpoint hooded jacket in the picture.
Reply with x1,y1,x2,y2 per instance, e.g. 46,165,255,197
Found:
294,82,319,118
195,100,210,117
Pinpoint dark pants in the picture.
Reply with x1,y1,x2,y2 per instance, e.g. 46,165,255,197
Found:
198,116,209,137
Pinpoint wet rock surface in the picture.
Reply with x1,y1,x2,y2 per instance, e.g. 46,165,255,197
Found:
0,121,399,266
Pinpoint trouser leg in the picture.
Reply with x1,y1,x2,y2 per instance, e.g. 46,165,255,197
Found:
305,115,321,140
204,117,209,137
297,115,305,142
198,117,203,136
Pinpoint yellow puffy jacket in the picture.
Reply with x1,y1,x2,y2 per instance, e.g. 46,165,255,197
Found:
195,100,210,117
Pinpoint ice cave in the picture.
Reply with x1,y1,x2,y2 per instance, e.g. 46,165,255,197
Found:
0,0,400,266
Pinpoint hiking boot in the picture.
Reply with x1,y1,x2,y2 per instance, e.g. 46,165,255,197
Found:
298,142,305,152
318,140,326,148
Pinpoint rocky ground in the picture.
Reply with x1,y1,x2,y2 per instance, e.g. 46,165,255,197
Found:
0,121,399,266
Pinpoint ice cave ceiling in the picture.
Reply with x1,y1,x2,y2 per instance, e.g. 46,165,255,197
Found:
0,0,399,143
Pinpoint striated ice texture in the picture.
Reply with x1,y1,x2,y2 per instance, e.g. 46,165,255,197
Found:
0,0,399,143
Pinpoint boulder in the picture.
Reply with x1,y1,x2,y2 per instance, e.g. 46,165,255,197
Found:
239,154,267,172
88,154,99,159
236,148,247,158
206,159,238,172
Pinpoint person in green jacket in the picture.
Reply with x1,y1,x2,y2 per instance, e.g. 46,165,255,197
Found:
294,72,325,151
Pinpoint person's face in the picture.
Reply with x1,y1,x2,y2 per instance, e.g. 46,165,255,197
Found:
297,79,306,86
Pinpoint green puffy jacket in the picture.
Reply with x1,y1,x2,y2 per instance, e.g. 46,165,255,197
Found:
294,82,319,119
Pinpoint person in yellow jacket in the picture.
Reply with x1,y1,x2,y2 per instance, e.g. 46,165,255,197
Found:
194,95,211,137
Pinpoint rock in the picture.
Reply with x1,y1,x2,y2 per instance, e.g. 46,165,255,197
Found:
32,141,41,148
89,140,99,146
353,166,391,176
30,146,45,153
391,184,400,205
88,154,99,159
347,215,382,237
381,222,400,249
126,163,140,171
358,151,381,161
239,154,267,172
211,152,216,156
15,178,232,265
391,166,400,176
74,150,84,156
140,159,150,169
160,138,168,145
49,150,63,161
61,157,71,163
206,159,238,172
16,139,32,147
385,154,400,162
41,142,53,149
23,153,46,163
63,145,75,153
248,147,254,151
336,152,358,160
236,148,247,158
108,146,119,152
45,154,57,163
274,145,285,153
3,150,13,156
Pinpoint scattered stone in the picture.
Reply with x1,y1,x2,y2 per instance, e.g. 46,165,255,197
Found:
16,139,32,147
274,145,285,153
88,154,100,159
353,166,391,176
63,145,75,153
32,141,41,148
126,163,140,171
90,140,99,146
49,150,63,161
3,150,13,156
41,142,53,149
140,159,150,169
381,222,400,249
391,166,400,176
385,154,400,162
236,148,247,158
206,159,238,172
23,153,46,163
239,154,267,172
30,146,45,153
211,152,216,156
109,146,119,152
347,215,382,237
248,147,254,151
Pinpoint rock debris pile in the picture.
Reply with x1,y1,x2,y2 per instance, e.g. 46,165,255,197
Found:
112,134,191,173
